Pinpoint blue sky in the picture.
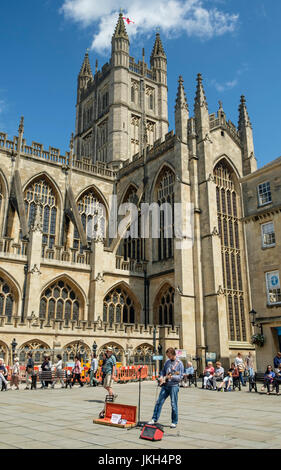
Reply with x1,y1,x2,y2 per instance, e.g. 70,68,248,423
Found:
0,0,280,167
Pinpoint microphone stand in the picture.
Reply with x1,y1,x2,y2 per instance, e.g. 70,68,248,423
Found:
135,366,147,428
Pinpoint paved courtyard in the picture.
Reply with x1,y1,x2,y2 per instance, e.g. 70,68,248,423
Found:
0,381,280,449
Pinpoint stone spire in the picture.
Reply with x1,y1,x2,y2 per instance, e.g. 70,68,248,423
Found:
238,95,252,131
150,32,167,85
77,51,93,96
18,116,24,135
150,32,166,60
111,13,129,67
175,76,188,112
238,95,257,175
194,73,208,111
113,12,129,40
175,76,188,143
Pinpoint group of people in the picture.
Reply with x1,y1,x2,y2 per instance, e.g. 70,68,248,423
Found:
200,351,281,395
0,346,118,400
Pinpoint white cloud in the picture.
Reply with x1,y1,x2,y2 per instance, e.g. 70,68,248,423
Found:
60,0,239,54
211,79,238,93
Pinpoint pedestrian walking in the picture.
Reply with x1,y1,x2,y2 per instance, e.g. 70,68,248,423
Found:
72,356,84,387
10,357,20,390
103,347,117,399
149,347,184,429
51,354,65,388
0,358,9,391
89,353,98,387
25,352,34,390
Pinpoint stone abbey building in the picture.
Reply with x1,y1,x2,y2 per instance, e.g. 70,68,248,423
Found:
0,14,259,368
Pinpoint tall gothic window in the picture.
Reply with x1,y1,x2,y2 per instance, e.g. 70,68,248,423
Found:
0,180,4,235
39,279,81,322
156,168,175,261
24,178,57,248
103,286,137,325
0,276,15,322
214,161,247,342
155,285,174,326
73,189,106,252
120,186,144,262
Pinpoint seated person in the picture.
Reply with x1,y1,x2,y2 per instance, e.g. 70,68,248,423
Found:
211,362,224,390
202,362,214,389
273,363,281,396
218,366,234,391
183,362,194,387
261,365,275,395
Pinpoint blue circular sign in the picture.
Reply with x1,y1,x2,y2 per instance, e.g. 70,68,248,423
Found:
271,275,279,286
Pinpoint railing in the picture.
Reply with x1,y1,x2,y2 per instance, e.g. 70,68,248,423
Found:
41,245,91,265
0,238,28,258
115,255,144,273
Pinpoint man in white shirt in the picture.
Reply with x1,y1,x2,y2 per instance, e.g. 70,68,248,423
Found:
90,353,99,387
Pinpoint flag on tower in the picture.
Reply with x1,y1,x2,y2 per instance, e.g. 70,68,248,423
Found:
123,17,135,24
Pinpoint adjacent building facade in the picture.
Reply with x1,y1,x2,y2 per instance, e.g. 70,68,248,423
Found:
241,157,281,371
0,14,259,368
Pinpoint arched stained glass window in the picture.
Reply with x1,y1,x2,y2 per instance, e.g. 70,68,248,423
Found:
155,168,175,261
40,280,81,322
103,286,136,324
0,277,15,321
156,285,174,326
214,161,247,342
24,178,57,249
73,189,106,252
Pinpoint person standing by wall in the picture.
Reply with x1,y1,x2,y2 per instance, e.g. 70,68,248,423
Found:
25,352,34,390
149,347,184,429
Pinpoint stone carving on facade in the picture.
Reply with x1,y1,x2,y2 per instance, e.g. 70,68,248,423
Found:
217,285,225,296
207,173,215,183
31,198,43,233
30,312,40,326
212,227,220,237
176,285,183,296
28,264,42,275
95,272,105,282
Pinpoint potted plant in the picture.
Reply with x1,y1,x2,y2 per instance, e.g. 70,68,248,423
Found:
251,333,265,347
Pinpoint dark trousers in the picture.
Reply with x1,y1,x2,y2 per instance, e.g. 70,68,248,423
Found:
264,378,273,392
274,378,281,393
72,373,83,386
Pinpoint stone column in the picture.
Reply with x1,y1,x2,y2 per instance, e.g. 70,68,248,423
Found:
24,200,43,318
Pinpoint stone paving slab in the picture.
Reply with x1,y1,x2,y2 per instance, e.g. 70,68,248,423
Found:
0,381,281,449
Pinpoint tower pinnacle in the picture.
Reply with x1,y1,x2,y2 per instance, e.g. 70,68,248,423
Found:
79,51,93,79
194,73,208,111
150,32,166,60
238,95,252,131
175,76,188,112
113,12,129,40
